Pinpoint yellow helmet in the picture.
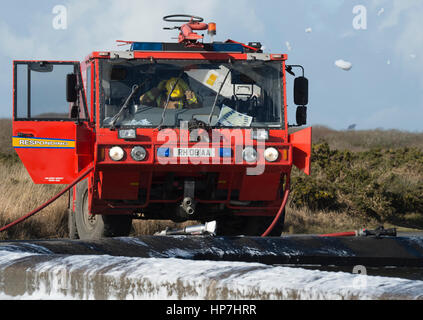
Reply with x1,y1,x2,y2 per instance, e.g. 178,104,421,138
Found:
165,78,185,99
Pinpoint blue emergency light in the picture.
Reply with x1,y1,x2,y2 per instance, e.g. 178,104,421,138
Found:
131,42,164,51
130,42,244,53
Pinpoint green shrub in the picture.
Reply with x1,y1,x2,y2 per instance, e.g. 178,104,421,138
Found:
290,143,423,223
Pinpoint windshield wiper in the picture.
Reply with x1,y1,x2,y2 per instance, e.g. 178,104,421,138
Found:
207,68,232,126
110,84,142,129
157,71,184,130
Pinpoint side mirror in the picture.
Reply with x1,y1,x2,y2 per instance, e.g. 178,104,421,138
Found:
296,106,307,126
66,73,78,103
294,76,309,106
29,62,54,73
70,105,80,119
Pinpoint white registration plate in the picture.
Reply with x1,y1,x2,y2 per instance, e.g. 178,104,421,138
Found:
174,148,216,158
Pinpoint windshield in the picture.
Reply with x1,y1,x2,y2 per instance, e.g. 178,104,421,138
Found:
99,59,283,128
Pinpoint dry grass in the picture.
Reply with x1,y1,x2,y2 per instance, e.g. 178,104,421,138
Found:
284,204,379,235
0,119,14,155
311,125,423,152
284,203,423,235
0,161,68,240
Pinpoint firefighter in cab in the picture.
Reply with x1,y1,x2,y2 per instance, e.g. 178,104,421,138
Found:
140,77,202,109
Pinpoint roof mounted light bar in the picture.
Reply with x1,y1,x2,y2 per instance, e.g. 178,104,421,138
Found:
130,42,245,53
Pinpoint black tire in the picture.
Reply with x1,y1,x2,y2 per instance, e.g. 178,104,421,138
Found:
75,179,132,240
216,211,285,237
68,189,79,240
68,209,79,239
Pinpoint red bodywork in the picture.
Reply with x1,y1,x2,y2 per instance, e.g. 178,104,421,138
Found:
12,47,311,222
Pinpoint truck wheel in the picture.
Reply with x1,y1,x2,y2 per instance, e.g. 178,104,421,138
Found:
68,209,79,239
216,212,285,237
75,179,132,240
68,190,79,239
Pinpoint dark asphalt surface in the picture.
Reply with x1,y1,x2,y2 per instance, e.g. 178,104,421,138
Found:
1,234,423,268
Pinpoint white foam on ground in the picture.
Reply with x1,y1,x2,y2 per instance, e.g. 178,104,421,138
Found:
0,248,422,300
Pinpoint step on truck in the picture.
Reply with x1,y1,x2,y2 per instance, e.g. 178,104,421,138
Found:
12,15,311,239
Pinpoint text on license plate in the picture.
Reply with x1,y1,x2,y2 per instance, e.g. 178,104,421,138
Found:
174,148,216,158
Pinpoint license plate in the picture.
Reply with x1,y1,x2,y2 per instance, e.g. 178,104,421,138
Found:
174,148,216,158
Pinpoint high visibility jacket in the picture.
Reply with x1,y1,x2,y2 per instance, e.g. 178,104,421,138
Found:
140,79,199,109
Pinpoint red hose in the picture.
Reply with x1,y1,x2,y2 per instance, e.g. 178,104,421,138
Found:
0,165,94,233
259,173,359,238
261,175,290,237
318,231,357,237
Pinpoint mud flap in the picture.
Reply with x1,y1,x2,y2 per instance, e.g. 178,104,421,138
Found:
289,127,312,175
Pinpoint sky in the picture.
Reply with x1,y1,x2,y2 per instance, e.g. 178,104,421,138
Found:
0,0,422,132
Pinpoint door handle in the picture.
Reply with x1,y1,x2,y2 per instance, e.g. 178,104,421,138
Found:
17,133,35,138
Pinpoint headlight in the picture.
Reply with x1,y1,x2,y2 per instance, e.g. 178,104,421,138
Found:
131,146,147,161
109,146,125,161
264,147,279,162
243,147,258,163
118,129,136,140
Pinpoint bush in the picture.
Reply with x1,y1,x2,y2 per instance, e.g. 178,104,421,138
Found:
290,143,423,223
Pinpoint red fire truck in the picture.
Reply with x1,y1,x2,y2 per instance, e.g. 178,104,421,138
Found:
12,15,311,239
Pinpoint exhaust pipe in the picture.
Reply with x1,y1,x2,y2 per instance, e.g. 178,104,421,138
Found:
181,197,195,216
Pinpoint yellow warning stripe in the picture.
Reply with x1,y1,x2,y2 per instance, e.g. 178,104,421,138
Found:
13,137,76,149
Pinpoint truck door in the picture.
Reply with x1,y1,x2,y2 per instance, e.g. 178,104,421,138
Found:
12,61,92,184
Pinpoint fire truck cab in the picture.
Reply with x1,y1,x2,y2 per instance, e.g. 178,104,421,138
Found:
12,16,311,239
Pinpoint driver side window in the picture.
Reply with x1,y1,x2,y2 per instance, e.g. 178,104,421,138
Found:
14,62,84,120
